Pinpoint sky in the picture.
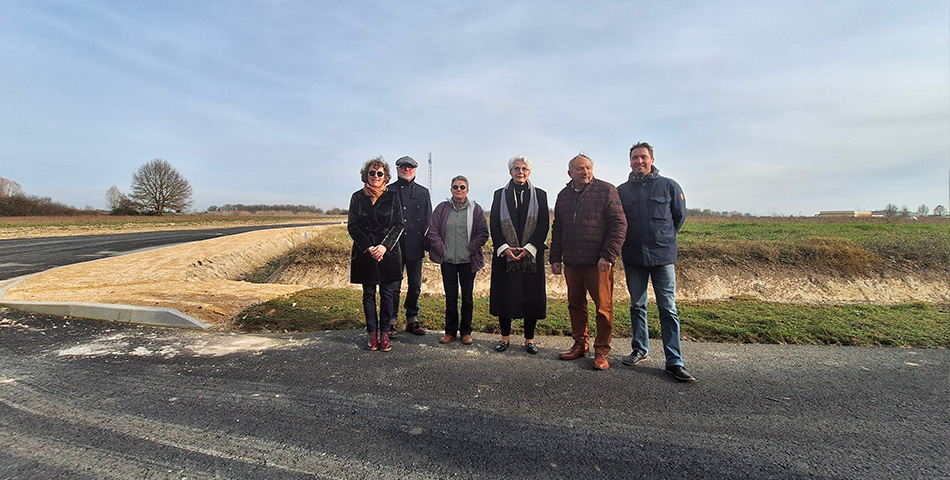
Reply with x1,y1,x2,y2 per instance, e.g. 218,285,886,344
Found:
1,1,948,216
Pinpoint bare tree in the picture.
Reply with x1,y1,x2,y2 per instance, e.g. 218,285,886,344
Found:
130,159,193,214
0,176,24,197
106,185,138,215
106,185,124,210
933,205,947,217
916,204,930,217
883,203,899,217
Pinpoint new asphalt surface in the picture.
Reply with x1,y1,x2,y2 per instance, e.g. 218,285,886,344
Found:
0,223,332,281
1,307,947,479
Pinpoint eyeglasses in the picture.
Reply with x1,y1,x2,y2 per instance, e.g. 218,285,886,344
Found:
451,184,467,190
511,166,529,172
368,171,385,178
398,165,416,170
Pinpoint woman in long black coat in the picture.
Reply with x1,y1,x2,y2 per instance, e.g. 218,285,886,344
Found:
348,157,404,352
489,155,549,354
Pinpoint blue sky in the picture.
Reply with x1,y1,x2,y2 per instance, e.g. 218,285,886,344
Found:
2,1,948,215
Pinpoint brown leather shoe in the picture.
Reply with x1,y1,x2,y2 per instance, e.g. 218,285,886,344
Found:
558,341,588,360
460,334,474,345
405,321,426,336
438,334,456,344
593,354,609,370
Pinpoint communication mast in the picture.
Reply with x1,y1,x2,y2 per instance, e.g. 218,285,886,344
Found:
428,152,432,191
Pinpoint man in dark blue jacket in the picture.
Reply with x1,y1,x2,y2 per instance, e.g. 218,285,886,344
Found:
617,142,695,382
389,156,432,335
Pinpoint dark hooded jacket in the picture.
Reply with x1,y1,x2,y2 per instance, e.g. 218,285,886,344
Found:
617,167,686,267
348,189,405,284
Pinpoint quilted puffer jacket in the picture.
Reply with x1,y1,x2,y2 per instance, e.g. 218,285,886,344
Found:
549,177,626,267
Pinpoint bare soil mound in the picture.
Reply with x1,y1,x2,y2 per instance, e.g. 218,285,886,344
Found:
269,255,948,305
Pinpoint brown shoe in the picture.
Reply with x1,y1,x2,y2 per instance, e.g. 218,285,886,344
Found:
439,334,456,344
460,334,474,345
593,354,609,370
558,341,588,360
406,321,426,336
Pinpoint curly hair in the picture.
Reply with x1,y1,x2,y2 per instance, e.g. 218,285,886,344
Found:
360,156,391,184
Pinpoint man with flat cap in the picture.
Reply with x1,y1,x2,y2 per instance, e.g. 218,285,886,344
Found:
389,156,432,335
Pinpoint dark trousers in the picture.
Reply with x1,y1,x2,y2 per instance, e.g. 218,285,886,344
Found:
441,262,476,336
363,280,399,333
393,258,424,320
499,318,537,340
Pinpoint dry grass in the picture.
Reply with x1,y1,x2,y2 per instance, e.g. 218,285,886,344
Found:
0,214,344,239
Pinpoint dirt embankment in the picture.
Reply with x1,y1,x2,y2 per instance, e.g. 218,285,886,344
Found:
269,256,949,305
2,225,946,330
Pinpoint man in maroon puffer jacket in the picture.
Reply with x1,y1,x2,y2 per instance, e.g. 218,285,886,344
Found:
550,154,627,370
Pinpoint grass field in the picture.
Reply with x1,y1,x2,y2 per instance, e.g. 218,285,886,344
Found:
236,289,948,348
0,214,345,239
678,216,949,271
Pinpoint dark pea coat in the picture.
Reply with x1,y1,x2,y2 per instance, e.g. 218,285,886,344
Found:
388,177,431,262
348,189,405,285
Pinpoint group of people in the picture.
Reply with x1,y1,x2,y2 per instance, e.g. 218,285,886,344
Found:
346,143,695,382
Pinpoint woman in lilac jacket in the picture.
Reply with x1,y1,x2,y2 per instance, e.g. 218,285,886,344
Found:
427,175,489,345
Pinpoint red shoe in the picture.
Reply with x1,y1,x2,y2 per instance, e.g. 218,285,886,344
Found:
379,332,392,352
367,332,378,351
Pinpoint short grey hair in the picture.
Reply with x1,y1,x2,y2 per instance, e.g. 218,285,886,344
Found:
508,155,532,170
569,153,592,169
450,175,469,187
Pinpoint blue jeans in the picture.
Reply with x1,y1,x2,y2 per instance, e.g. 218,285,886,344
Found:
624,264,683,367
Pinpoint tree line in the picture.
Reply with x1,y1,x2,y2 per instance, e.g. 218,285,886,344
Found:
207,204,336,214
883,203,947,217
0,176,86,216
4,160,949,218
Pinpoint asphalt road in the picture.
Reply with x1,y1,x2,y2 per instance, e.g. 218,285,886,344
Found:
0,223,330,281
1,308,946,479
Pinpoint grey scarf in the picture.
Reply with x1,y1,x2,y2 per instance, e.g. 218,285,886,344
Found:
499,179,538,273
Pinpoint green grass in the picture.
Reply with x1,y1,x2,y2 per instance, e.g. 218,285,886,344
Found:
678,217,950,270
235,288,949,348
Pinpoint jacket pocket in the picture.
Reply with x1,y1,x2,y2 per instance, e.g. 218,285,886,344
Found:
621,196,640,219
650,196,671,220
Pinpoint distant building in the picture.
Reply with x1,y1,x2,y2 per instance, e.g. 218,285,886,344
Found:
819,210,876,218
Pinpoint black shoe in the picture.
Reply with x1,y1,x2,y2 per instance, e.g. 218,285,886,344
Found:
621,352,649,366
494,341,509,352
666,365,696,382
525,342,538,355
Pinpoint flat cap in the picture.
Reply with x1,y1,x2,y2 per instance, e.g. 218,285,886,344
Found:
395,156,418,168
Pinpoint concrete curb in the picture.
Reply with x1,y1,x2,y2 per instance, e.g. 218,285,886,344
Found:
0,300,210,330
0,243,215,331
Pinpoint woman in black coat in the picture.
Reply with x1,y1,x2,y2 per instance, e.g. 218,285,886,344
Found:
348,157,404,352
489,156,549,354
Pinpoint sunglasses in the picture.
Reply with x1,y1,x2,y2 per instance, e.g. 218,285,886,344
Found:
451,184,467,190
368,171,385,178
